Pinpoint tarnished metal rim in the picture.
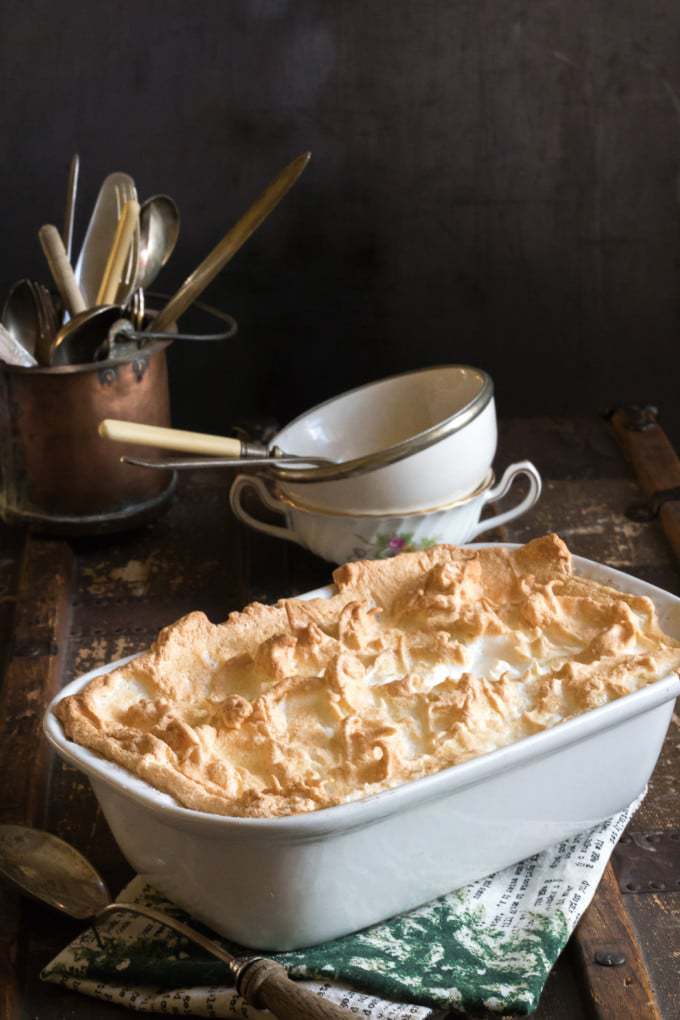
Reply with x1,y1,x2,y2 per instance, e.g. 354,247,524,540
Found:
0,338,173,375
267,365,494,485
275,468,496,518
0,295,237,375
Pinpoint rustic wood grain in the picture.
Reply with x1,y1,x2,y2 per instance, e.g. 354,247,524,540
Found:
620,893,680,1020
0,538,74,826
0,537,74,1020
571,865,661,1020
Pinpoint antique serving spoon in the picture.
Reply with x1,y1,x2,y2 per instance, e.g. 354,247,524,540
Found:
137,194,180,290
0,824,350,1020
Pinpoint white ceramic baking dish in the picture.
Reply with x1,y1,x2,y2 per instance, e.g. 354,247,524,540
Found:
44,547,680,951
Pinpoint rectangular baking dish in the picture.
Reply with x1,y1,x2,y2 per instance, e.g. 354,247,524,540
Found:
44,545,680,950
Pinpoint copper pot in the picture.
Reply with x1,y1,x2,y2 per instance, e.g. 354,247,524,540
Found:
0,340,176,534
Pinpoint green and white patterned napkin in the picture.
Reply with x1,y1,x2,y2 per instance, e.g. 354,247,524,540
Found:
42,799,639,1018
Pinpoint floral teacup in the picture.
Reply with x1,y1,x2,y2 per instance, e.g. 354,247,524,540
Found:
230,461,541,564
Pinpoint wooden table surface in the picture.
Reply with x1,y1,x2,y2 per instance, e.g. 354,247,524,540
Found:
1,415,679,1019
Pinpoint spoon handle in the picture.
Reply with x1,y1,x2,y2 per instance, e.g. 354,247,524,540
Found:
237,957,353,1019
38,225,86,317
99,418,243,458
63,153,80,262
98,903,352,1019
96,200,140,306
152,152,310,333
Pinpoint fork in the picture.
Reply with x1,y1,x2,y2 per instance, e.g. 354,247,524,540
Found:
114,182,140,307
27,281,57,365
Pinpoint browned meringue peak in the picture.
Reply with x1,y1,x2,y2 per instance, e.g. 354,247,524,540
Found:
57,534,680,818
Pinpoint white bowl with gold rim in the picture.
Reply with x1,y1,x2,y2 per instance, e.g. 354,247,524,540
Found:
230,461,541,564
267,364,497,514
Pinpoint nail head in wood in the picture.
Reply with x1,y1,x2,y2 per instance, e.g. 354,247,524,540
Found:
594,950,626,967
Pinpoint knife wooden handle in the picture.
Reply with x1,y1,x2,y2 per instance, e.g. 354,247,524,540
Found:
38,224,86,317
99,419,242,458
96,200,140,306
238,958,353,1020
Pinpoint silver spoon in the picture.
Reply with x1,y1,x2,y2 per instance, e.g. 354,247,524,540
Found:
137,194,180,290
2,280,42,360
128,196,180,330
0,823,350,1020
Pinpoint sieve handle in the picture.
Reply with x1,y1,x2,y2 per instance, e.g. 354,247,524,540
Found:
99,419,243,458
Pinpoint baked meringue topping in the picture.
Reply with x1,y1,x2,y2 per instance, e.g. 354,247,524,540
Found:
57,535,680,818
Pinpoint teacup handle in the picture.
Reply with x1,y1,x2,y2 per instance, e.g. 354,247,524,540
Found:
468,460,542,540
230,475,305,547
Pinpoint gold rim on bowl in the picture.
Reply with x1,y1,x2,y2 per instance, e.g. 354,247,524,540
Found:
274,469,496,519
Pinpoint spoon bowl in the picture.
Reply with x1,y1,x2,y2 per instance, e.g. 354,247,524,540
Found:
0,824,109,918
137,194,180,290
2,279,42,361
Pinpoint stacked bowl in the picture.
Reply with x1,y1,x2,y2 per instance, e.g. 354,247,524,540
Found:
230,365,541,563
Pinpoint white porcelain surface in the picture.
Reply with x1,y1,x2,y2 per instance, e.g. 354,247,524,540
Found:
45,551,680,950
274,365,497,513
230,461,541,564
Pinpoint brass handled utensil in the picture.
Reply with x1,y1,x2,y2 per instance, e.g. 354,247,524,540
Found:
96,200,140,306
38,224,86,318
0,824,352,1020
152,151,310,333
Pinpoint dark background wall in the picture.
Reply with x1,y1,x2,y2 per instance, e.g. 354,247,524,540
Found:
1,1,679,438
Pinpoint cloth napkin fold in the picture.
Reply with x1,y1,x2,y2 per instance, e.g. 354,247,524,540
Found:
42,798,639,1018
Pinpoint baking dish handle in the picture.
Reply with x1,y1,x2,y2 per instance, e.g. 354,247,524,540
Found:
468,460,542,540
230,474,305,546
